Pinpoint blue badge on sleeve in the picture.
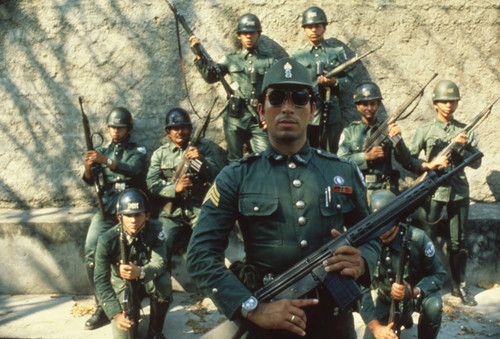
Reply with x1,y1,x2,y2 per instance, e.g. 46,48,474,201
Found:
137,146,147,154
424,242,435,257
158,230,165,241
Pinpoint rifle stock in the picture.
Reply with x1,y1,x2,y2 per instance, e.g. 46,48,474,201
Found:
361,73,438,152
202,151,483,339
164,112,211,214
79,97,106,219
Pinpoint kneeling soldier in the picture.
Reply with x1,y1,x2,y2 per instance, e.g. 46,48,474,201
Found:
94,188,171,339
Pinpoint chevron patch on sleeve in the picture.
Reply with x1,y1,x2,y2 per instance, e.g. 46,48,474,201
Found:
203,181,220,207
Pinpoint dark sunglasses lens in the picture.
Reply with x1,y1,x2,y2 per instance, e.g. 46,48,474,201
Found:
268,90,287,106
291,91,310,107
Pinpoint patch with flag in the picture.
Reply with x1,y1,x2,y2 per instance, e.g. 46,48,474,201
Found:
203,181,220,207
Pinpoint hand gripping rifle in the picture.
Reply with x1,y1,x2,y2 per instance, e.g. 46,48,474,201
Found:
119,222,135,339
163,111,211,214
413,96,498,184
388,222,413,336
79,97,106,219
361,73,438,152
202,151,483,339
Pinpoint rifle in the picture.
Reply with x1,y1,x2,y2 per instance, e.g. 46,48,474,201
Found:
202,151,483,339
163,111,211,214
119,222,135,339
79,97,106,219
316,61,331,149
413,96,498,184
388,222,413,336
362,73,438,152
312,45,382,88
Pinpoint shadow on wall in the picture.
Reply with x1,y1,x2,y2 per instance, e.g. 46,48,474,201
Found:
486,170,500,202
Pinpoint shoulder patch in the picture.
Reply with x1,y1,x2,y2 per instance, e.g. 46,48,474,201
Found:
424,241,435,257
137,146,146,154
157,229,165,241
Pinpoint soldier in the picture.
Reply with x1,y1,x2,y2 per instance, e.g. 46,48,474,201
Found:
146,108,222,272
186,58,381,338
189,13,276,163
360,190,446,339
291,6,354,153
94,188,171,339
409,80,481,306
83,107,147,330
338,82,412,200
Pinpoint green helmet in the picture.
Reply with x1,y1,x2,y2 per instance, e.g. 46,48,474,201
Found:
353,82,383,103
165,107,192,129
302,7,328,27
369,190,396,213
107,107,133,128
116,188,149,215
262,57,313,93
236,13,262,33
432,80,461,101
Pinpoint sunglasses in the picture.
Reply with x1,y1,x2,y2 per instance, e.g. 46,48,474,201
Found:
266,89,311,108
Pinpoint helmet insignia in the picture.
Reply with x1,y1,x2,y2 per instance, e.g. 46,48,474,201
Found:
284,62,292,78
127,202,139,210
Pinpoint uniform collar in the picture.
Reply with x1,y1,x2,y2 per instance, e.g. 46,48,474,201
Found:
360,119,381,132
265,142,312,165
109,139,129,148
307,39,330,53
166,139,188,153
434,117,457,128
240,45,260,58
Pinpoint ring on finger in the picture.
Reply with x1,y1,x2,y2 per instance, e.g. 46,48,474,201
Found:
291,315,296,323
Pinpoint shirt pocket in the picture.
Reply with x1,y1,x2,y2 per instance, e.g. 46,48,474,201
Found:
239,193,281,245
160,158,176,180
228,63,245,75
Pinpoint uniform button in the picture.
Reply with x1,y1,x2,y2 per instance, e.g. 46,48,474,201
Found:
387,268,393,274
255,152,260,156
317,149,323,154
293,179,302,187
385,256,391,262
296,201,305,209
336,204,341,210
315,54,319,57
389,278,394,283
288,162,297,169
300,240,308,248
333,307,340,316
275,155,283,161
212,288,218,294
298,216,307,225
253,206,260,212
377,261,381,266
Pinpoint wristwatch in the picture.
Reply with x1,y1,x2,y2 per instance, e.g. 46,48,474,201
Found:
107,158,113,166
241,296,258,318
139,266,145,280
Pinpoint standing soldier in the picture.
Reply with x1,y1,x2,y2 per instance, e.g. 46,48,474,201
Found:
338,82,412,200
360,190,446,339
94,188,171,339
146,108,222,273
292,6,354,153
83,107,147,330
189,13,276,163
187,58,380,338
409,80,481,306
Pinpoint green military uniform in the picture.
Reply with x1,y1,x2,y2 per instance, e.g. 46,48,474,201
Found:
83,140,147,270
94,219,171,339
338,119,412,198
187,143,382,338
146,138,222,268
360,226,446,339
194,45,275,163
292,40,353,153
409,117,481,301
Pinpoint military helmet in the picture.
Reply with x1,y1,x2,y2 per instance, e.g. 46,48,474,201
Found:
369,190,396,213
353,82,383,103
165,107,192,129
116,188,149,215
302,7,328,27
262,57,313,93
236,13,262,33
107,107,133,128
432,80,461,101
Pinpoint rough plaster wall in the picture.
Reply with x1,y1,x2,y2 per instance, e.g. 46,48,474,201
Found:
0,0,498,208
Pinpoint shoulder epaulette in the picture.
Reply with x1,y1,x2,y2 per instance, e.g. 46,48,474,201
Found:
350,120,362,126
315,148,339,160
239,152,263,163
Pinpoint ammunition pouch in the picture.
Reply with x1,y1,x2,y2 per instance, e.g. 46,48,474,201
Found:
227,95,243,118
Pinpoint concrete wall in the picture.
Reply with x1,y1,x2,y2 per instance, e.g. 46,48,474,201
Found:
0,0,499,209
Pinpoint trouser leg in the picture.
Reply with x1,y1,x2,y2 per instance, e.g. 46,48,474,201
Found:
147,295,171,339
417,292,442,339
248,120,268,154
326,122,343,154
224,120,245,163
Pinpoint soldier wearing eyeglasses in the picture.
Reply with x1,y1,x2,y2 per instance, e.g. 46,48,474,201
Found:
187,58,380,338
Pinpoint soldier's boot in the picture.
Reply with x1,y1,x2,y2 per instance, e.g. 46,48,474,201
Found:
146,295,171,339
84,265,110,330
450,250,477,306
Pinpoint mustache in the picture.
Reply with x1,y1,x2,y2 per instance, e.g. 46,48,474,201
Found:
277,115,299,124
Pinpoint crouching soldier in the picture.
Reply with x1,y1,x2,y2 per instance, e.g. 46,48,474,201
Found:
94,188,171,339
